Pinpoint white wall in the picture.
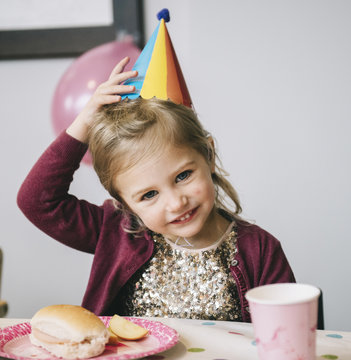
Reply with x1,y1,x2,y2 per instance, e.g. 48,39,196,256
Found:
1,1,350,330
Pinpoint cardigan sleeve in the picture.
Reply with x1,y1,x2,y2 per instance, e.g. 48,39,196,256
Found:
236,223,296,288
17,131,105,254
232,222,296,322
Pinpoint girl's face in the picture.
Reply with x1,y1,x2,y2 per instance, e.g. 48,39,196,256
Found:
115,144,224,245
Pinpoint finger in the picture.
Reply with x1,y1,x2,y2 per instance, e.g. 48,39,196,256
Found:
99,84,136,96
96,94,122,105
109,57,131,79
108,69,138,85
95,74,134,94
99,69,138,93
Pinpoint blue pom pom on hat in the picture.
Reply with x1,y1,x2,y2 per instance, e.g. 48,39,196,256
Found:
157,8,170,22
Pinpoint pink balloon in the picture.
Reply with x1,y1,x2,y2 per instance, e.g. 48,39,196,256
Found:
51,40,141,165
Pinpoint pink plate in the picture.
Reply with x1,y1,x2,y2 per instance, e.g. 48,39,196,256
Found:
0,317,179,360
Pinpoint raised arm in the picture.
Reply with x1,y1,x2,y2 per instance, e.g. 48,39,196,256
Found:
17,58,138,252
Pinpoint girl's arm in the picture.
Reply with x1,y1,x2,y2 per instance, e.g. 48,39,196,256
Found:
17,132,100,252
17,58,137,252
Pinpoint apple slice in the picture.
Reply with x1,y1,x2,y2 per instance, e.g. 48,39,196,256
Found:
109,315,148,340
107,327,120,345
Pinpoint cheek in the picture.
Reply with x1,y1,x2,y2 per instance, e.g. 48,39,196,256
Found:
139,215,164,234
193,177,216,199
132,206,163,229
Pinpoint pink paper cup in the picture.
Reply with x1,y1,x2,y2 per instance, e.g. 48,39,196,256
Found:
245,283,320,360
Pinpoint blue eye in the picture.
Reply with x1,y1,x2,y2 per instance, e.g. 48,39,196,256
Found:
176,170,192,183
142,190,158,200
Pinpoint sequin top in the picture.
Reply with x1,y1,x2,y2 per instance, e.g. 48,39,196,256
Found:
117,222,242,321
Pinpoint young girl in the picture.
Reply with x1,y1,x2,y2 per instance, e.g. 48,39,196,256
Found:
17,56,295,322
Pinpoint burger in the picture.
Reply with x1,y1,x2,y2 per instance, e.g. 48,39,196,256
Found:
29,304,109,359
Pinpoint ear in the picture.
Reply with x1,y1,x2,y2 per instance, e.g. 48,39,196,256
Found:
207,136,216,173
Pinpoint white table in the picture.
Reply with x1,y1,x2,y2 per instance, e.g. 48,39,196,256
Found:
1,318,350,359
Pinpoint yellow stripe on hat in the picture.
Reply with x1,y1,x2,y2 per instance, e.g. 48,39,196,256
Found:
141,19,168,100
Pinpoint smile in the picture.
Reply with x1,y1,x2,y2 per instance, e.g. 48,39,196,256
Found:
171,207,198,224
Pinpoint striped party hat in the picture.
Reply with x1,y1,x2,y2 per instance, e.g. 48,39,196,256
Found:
122,9,192,107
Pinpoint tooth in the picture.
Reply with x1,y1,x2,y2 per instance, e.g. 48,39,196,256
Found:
179,213,190,221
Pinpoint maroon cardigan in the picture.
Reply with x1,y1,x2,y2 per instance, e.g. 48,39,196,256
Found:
17,131,295,321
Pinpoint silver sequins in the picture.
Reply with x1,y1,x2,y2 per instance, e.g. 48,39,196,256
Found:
119,226,242,321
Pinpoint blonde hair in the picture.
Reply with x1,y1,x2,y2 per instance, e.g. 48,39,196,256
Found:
88,98,242,232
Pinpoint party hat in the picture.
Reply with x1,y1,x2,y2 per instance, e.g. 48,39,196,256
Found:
122,9,192,107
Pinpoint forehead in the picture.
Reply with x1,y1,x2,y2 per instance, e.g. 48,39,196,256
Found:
120,144,196,177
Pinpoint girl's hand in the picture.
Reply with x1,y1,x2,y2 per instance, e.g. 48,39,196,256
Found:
67,57,137,143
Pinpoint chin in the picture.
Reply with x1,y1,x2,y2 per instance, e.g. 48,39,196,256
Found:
172,224,205,240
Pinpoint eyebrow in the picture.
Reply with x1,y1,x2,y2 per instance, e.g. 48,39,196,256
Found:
130,160,197,201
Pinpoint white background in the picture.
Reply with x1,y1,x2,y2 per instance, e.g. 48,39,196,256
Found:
0,0,113,30
1,1,350,331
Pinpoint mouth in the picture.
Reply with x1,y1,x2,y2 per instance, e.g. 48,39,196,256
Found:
170,207,198,224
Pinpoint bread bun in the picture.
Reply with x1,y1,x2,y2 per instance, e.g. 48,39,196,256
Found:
30,305,109,359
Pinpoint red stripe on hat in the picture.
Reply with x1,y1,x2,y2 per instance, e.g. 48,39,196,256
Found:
164,26,192,107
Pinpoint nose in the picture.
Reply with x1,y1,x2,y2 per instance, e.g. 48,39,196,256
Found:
165,190,188,213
